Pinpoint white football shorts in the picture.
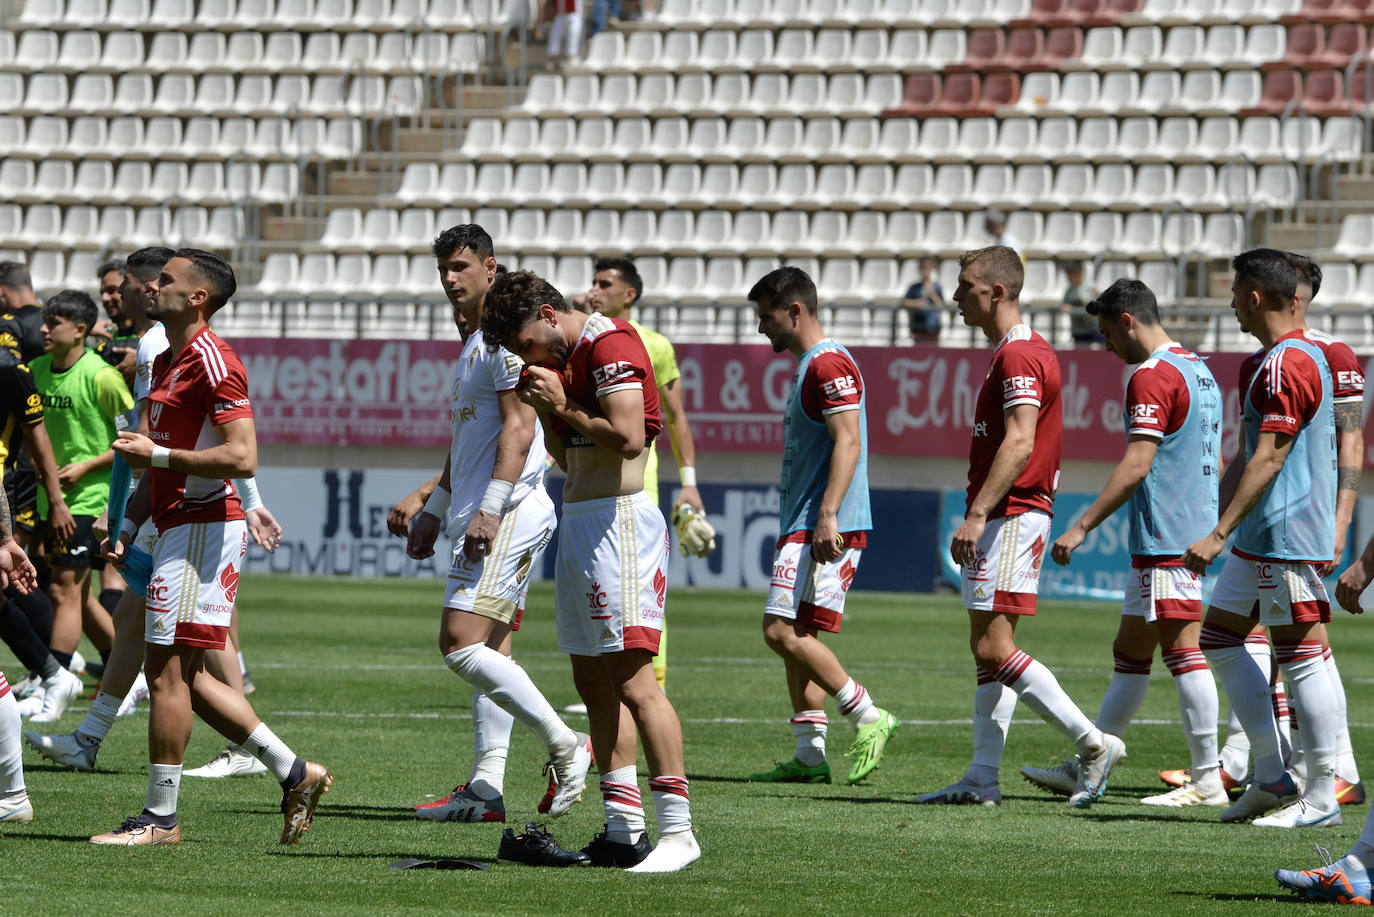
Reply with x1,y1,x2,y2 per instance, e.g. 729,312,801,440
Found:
961,510,1051,615
444,486,557,628
555,491,668,657
1123,564,1203,622
763,533,864,634
145,519,247,649
1209,551,1331,626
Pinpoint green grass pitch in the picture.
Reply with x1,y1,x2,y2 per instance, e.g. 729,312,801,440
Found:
4,575,1373,915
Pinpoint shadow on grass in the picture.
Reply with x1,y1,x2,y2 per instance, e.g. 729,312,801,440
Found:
269,849,500,864
685,774,750,784
1170,891,1303,905
218,803,419,823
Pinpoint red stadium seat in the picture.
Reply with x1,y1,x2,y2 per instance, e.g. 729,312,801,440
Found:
1265,23,1323,70
1026,26,1082,70
935,72,981,116
1303,68,1350,115
948,28,1005,72
1242,68,1303,116
988,27,1044,71
1312,23,1368,69
881,72,940,117
979,72,1021,111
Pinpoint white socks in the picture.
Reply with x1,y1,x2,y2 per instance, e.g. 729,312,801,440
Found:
835,679,880,727
969,676,1016,785
791,710,827,767
469,688,513,797
993,651,1098,755
1277,639,1338,810
246,722,299,783
1325,646,1362,783
601,764,645,844
76,691,122,745
145,763,182,818
1162,647,1220,773
1095,650,1150,738
1202,624,1286,784
648,776,691,837
0,682,23,796
445,643,576,757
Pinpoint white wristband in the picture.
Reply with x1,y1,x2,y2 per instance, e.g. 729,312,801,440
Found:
120,518,138,541
480,478,514,516
150,445,171,468
239,476,264,512
422,486,451,519
679,466,697,488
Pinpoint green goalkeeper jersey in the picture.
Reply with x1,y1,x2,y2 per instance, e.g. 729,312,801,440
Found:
29,349,134,518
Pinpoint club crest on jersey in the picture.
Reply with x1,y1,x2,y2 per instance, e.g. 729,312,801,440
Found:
148,401,164,428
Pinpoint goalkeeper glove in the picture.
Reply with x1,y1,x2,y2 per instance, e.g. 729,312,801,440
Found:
670,504,716,558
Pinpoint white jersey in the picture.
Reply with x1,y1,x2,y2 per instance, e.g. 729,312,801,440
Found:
135,322,169,403
446,329,548,539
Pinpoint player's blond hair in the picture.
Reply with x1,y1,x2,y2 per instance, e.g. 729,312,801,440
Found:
959,246,1023,301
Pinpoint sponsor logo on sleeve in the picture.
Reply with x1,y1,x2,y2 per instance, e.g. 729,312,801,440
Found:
1003,374,1038,400
592,361,634,388
821,374,858,400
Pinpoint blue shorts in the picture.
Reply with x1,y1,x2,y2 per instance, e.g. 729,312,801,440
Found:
118,545,155,596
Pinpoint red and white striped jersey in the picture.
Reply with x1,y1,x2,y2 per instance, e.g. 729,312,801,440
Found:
145,327,254,533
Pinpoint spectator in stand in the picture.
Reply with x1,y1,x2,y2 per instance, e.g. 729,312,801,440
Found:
983,210,1021,254
900,257,945,344
546,0,582,69
1061,261,1102,348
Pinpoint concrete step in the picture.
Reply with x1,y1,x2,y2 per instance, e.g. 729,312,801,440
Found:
1336,174,1374,204
260,215,313,243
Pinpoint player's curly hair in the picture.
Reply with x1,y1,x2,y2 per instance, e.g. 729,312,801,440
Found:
958,246,1023,300
480,270,567,350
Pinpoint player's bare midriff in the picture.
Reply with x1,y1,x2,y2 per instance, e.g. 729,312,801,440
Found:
562,448,650,504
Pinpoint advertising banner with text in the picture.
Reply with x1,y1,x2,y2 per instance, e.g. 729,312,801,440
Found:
226,338,1374,468
245,470,940,594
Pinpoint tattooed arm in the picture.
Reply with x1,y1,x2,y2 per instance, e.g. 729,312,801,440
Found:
1326,401,1365,575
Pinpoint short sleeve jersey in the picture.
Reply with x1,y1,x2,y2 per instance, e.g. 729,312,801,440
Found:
555,313,662,450
1238,329,1364,406
1126,345,1192,440
145,328,253,532
1234,333,1335,562
966,323,1062,518
0,352,43,483
1244,336,1326,438
778,341,871,538
445,330,548,539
